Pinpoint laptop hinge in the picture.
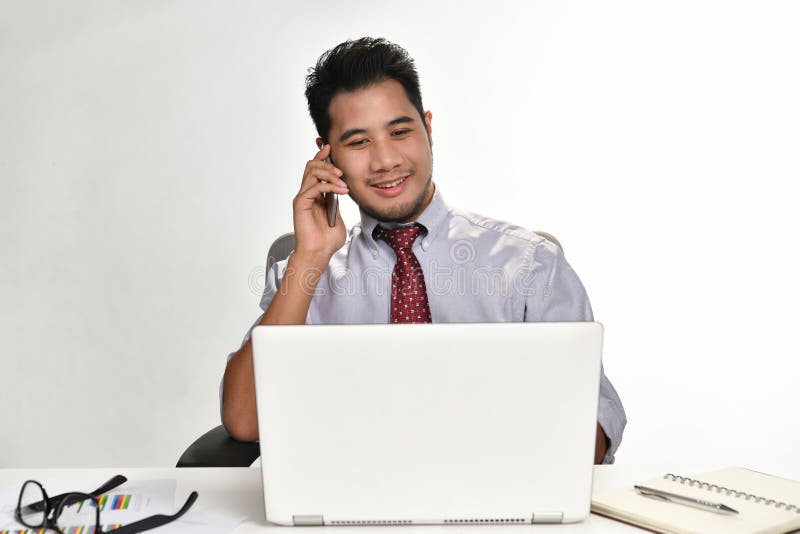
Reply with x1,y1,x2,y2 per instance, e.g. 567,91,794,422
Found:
293,515,324,526
531,512,564,524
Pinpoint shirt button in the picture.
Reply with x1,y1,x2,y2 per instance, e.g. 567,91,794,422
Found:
421,240,430,251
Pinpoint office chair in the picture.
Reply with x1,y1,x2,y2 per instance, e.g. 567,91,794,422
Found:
176,230,562,467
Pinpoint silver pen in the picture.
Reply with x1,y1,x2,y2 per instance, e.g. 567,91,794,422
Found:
634,485,739,515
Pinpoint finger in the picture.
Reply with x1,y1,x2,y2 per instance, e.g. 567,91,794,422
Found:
314,142,331,162
306,159,344,178
312,144,344,176
301,168,346,193
302,163,346,189
295,181,349,207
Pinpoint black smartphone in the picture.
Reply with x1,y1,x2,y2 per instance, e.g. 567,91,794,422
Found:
322,147,338,227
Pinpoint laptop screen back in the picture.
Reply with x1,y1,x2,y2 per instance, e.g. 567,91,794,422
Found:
251,322,603,526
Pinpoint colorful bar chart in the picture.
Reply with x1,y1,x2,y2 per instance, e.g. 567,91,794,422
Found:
94,494,134,512
70,493,137,513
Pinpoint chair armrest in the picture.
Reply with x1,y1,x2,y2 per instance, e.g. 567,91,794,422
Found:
176,425,261,467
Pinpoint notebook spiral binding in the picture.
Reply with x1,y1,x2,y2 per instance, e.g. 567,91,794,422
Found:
664,473,800,514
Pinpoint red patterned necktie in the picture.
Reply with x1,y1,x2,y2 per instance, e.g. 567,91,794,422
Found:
373,224,432,323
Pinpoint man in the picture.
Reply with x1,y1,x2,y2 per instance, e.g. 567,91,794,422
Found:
222,37,626,463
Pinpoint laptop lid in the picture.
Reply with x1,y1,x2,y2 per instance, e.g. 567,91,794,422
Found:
251,322,603,526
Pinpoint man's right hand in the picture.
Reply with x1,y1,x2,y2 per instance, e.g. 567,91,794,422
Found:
292,143,348,263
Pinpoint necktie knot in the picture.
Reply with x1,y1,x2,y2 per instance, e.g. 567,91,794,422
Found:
373,224,423,254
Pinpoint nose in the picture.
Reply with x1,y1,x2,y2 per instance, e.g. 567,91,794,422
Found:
369,137,403,174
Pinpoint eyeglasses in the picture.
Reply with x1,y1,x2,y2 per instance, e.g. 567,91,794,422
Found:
15,474,198,533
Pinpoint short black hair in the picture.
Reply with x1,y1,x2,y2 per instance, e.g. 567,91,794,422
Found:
305,37,425,144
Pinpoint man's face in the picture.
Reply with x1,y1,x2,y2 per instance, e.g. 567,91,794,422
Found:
321,78,434,223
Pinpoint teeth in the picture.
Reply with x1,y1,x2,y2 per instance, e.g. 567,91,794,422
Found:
375,176,406,189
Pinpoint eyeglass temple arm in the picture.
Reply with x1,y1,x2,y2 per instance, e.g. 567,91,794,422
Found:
24,475,128,513
109,491,198,534
89,474,129,496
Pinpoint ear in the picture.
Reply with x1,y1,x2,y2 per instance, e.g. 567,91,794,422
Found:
316,137,324,149
424,111,433,147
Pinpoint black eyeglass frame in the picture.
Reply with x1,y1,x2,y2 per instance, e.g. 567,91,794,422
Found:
15,474,198,534
15,479,101,533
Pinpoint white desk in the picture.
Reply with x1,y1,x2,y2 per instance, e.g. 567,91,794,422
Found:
0,465,675,532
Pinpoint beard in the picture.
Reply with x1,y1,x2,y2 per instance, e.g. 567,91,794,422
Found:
353,171,434,223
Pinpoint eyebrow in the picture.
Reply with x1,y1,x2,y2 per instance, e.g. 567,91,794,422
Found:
337,116,415,143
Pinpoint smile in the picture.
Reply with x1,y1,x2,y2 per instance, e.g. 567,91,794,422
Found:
373,176,409,189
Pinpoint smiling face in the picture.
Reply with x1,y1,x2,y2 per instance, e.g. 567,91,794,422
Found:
320,78,434,223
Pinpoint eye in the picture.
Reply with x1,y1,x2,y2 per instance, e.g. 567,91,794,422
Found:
348,139,367,147
392,129,411,136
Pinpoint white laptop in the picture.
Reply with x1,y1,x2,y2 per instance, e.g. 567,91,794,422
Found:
251,322,603,526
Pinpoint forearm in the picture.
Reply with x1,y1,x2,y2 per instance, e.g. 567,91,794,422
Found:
594,422,608,464
222,340,258,441
222,252,329,441
261,252,327,324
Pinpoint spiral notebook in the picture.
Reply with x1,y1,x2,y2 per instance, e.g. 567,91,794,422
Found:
591,467,800,534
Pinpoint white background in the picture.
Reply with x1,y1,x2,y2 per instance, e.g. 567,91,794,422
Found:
1,1,798,477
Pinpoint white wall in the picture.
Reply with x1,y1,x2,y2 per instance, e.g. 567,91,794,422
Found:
1,0,798,477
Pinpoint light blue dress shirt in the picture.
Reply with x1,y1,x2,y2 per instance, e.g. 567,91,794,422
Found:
226,187,626,462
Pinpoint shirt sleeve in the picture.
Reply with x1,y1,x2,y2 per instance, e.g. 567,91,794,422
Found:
523,241,627,464
219,258,287,422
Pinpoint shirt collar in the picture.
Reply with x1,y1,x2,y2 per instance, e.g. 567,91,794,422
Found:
359,184,449,251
